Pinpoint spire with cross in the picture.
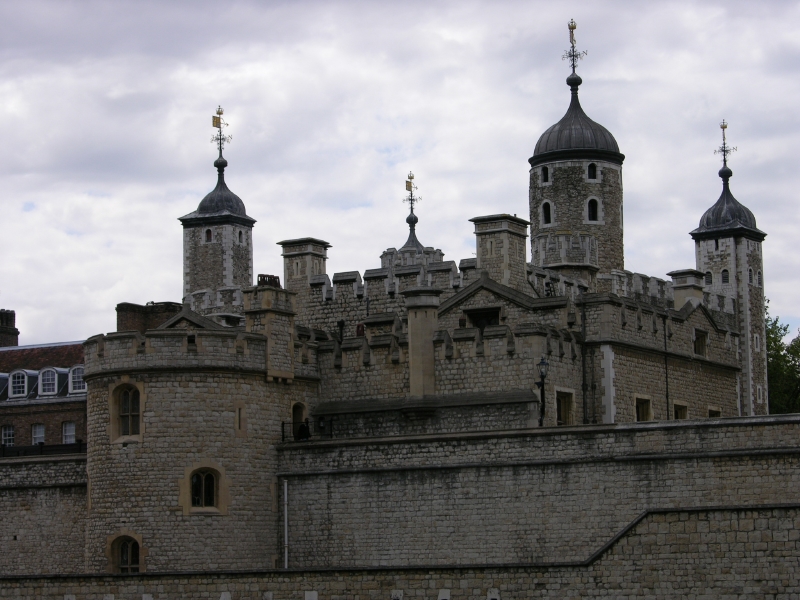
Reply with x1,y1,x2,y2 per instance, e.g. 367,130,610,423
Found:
714,120,737,168
562,19,587,74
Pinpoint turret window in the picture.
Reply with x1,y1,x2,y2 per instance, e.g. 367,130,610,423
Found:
541,166,549,183
114,537,140,573
748,268,753,284
542,202,552,225
119,388,140,436
205,229,212,243
704,272,712,286
721,269,729,284
587,199,599,222
758,271,763,287
238,231,243,243
587,163,597,179
191,470,217,508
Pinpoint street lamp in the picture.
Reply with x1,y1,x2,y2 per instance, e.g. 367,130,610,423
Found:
535,356,549,427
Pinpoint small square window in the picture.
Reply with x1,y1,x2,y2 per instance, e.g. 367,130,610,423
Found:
708,409,721,418
2,425,14,446
31,423,44,445
635,398,652,422
674,405,688,420
62,422,76,444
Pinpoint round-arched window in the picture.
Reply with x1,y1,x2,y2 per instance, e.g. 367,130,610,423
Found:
191,470,216,508
721,269,729,284
748,268,753,284
542,202,552,225
205,229,212,243
238,231,243,243
541,166,549,183
116,537,140,573
587,163,597,179
587,199,599,222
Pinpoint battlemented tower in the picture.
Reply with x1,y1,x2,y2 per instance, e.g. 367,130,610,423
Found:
179,107,255,326
691,122,767,415
528,20,625,289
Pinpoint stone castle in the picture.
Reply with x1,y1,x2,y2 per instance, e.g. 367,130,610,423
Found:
0,26,797,599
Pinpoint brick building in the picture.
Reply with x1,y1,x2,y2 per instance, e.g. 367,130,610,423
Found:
0,26,797,599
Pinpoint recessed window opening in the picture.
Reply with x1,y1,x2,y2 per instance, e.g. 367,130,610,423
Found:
694,330,708,357
466,308,501,334
674,405,688,420
587,199,599,221
292,402,308,440
704,272,712,286
10,372,26,397
635,398,651,422
40,370,56,395
542,202,552,225
1,425,14,446
205,229,212,243
541,166,549,183
748,268,753,284
708,409,721,418
70,366,85,393
587,163,597,179
117,538,140,573
238,231,243,243
714,239,719,251
62,421,76,444
758,271,763,287
755,334,761,351
191,470,216,507
556,392,573,426
119,388,140,436
31,423,44,445
721,269,729,284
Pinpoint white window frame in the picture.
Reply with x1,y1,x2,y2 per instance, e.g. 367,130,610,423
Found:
62,421,76,444
1,425,14,446
69,365,86,393
9,371,27,398
40,369,57,395
31,423,44,445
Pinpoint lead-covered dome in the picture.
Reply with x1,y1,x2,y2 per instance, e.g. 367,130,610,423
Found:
529,73,624,167
691,165,765,241
197,157,248,216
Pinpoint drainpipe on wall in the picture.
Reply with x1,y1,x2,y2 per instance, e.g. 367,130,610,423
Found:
581,291,588,424
283,478,288,569
663,315,670,419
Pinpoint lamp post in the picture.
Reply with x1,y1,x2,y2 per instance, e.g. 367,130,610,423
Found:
535,356,549,427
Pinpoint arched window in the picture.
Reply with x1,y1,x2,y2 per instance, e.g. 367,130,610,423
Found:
9,372,26,398
191,470,216,508
115,537,140,573
758,271,763,287
748,268,753,284
205,229,212,243
69,366,86,393
541,166,549,183
704,272,712,286
542,202,552,225
721,269,729,284
587,163,597,179
238,231,243,243
119,388,140,436
587,199,598,222
40,369,56,395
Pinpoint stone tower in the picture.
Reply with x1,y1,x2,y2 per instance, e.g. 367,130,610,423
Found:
690,125,767,416
528,29,625,290
179,147,255,326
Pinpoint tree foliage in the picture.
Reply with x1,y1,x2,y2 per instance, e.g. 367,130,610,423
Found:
766,301,800,414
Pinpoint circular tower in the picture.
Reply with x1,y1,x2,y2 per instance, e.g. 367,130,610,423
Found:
528,23,625,288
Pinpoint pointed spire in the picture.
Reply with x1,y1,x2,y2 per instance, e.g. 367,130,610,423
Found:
400,172,424,252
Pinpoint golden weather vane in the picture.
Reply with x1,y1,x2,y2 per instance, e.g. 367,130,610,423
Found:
403,171,420,215
714,120,737,167
562,18,587,73
211,106,232,158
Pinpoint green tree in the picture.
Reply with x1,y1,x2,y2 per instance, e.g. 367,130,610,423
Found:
766,301,800,414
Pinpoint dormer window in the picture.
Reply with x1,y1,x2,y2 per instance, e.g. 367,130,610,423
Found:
721,269,729,284
541,166,549,183
542,202,552,225
69,366,86,393
40,369,56,395
10,372,26,398
587,163,597,179
704,272,712,286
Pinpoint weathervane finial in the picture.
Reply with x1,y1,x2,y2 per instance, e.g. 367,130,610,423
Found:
562,19,587,74
211,105,232,160
403,171,421,233
714,119,737,168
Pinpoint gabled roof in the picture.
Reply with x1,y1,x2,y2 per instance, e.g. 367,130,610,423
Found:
438,271,565,316
0,341,84,372
157,307,227,331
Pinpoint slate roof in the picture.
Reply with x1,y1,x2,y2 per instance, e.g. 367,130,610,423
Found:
0,342,84,372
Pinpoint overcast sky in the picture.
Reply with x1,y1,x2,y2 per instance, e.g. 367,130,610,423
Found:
1,0,799,345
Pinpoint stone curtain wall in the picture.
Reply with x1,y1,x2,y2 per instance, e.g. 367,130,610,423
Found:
0,457,86,575
1,505,798,597
277,417,800,569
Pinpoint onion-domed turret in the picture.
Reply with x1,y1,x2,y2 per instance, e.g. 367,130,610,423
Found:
195,156,249,217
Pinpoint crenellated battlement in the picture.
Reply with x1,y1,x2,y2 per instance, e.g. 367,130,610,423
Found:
83,329,267,377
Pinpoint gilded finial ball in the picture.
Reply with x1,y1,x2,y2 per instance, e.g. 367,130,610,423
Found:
568,19,576,30
720,120,727,130
408,171,414,180
217,106,224,116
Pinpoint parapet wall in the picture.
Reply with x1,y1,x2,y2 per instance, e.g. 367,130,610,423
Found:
277,416,800,569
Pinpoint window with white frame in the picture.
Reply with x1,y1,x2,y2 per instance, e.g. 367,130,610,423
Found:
40,369,56,395
69,366,86,393
31,423,44,445
10,372,26,397
62,421,76,444
2,425,14,446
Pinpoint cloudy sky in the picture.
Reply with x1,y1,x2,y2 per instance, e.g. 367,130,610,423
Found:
1,0,799,345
